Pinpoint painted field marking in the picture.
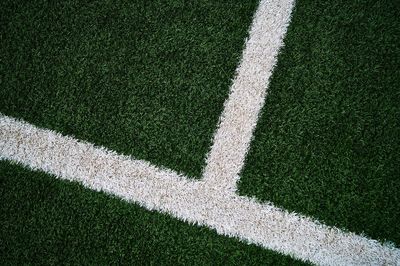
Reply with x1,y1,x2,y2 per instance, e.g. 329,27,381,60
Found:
1,0,400,265
202,0,294,194
2,115,400,265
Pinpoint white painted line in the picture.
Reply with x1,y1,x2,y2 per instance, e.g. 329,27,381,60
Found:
202,0,295,194
1,115,400,265
1,0,400,265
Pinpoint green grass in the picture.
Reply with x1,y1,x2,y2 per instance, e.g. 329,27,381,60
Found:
1,0,399,263
0,160,307,265
0,0,258,178
239,0,400,246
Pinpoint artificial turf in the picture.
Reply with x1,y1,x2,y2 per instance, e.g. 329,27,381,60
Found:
2,0,399,263
239,0,400,246
0,0,258,178
0,160,307,265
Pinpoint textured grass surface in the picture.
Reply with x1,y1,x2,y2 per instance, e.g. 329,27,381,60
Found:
1,0,399,263
0,161,307,265
239,0,400,246
0,0,258,178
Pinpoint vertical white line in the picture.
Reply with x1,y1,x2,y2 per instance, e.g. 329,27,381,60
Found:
202,0,295,194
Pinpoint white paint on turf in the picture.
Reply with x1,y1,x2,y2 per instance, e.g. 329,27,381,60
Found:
2,115,400,265
1,0,400,265
202,0,294,194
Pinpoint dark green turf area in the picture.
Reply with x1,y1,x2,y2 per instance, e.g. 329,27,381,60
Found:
0,161,307,265
239,0,400,246
0,0,258,178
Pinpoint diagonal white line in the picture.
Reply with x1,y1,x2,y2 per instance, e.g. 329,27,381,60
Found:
202,0,295,194
1,114,400,265
1,0,400,265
